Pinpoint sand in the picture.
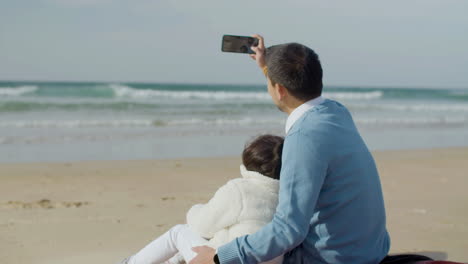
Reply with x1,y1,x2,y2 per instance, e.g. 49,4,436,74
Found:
0,148,467,264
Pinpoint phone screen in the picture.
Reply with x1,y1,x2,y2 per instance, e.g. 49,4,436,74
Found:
221,35,258,54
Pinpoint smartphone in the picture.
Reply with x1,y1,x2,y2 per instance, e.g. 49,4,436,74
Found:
221,35,259,54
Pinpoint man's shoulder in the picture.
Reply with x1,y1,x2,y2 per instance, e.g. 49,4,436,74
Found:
309,98,348,115
288,99,350,134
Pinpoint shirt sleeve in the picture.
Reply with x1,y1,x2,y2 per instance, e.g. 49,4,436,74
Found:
186,180,243,239
217,130,328,263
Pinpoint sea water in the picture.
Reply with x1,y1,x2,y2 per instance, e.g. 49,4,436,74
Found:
0,81,467,162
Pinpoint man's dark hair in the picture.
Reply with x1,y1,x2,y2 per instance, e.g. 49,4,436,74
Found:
242,134,284,180
265,43,323,101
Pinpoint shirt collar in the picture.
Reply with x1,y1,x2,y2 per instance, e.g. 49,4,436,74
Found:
285,96,325,134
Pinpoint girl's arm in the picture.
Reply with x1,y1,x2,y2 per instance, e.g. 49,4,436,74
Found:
186,180,242,239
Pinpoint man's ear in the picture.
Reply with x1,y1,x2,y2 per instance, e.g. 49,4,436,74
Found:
276,84,289,100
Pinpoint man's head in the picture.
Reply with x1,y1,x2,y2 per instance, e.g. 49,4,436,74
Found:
265,43,323,111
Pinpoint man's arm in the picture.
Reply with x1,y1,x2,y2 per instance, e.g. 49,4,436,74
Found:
214,130,327,264
215,131,327,263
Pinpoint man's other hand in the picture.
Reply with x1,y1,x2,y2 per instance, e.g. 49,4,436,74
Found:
250,34,266,69
189,246,216,264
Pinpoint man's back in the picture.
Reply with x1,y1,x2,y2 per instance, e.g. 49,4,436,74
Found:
212,40,390,264
284,99,390,263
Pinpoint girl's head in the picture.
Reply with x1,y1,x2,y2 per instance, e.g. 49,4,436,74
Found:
242,134,284,180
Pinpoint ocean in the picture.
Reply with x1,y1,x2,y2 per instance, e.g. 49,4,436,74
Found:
1,81,467,163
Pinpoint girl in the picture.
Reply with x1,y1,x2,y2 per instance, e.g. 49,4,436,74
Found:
122,134,284,264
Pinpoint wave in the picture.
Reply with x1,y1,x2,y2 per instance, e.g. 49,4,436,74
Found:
111,84,387,101
1,81,467,103
0,117,283,129
0,86,38,96
323,91,383,100
0,120,155,128
167,117,283,126
2,115,467,129
0,100,164,113
0,83,384,101
0,99,274,114
110,84,271,100
111,84,384,101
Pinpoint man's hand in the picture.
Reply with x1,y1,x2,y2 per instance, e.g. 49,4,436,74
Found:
250,34,266,69
189,246,216,264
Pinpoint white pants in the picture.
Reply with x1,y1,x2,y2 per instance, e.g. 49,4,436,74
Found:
128,224,208,264
128,224,284,264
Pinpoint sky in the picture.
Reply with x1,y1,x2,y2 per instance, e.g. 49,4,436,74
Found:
0,0,467,89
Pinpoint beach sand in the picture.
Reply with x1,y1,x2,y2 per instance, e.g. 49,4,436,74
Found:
0,148,467,264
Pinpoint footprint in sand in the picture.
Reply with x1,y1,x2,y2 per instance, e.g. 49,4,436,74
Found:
0,199,90,209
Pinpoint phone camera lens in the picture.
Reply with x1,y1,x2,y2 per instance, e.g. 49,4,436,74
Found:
252,39,259,47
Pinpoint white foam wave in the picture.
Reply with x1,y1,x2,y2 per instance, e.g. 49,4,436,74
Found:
323,91,383,100
168,117,282,126
0,117,282,129
4,116,464,129
0,86,38,96
0,120,154,128
110,84,271,100
111,84,384,101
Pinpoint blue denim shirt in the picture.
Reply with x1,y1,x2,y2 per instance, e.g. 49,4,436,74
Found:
217,99,390,264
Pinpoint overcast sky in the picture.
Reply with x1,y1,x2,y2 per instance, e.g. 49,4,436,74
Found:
1,0,467,88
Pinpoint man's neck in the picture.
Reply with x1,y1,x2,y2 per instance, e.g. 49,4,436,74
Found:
284,95,325,133
284,98,313,115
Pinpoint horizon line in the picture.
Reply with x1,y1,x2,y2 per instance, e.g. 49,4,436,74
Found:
0,79,466,90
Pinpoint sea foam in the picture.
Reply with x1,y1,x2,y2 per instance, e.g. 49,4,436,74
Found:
111,84,384,101
323,91,383,100
110,84,270,100
0,119,154,128
0,86,38,96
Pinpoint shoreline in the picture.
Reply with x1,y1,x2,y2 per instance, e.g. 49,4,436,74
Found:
1,145,468,165
1,147,467,263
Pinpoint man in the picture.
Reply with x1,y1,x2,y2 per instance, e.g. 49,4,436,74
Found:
190,35,390,264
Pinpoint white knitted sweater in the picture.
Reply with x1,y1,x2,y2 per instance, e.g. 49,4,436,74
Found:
186,165,279,249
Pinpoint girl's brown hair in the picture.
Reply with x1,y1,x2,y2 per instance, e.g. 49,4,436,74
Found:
242,134,284,180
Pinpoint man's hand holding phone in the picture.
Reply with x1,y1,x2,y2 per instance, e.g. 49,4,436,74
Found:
221,34,267,75
249,34,266,70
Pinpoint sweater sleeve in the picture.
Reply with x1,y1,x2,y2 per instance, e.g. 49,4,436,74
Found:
217,130,327,263
186,180,243,239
